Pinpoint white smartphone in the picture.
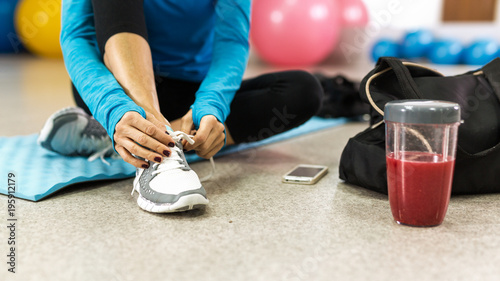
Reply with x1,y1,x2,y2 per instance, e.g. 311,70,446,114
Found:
282,164,329,185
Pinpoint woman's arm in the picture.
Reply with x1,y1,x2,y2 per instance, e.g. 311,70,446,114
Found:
60,0,142,136
190,0,251,127
60,0,174,168
90,0,167,124
183,0,251,157
102,33,166,124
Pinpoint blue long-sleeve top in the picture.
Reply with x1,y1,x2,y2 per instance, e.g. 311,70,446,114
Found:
60,0,250,146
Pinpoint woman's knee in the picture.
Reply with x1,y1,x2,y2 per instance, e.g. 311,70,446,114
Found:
281,70,323,118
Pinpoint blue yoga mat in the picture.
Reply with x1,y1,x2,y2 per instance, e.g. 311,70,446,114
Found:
0,117,346,201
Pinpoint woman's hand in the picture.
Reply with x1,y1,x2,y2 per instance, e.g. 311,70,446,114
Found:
180,110,225,159
113,111,175,168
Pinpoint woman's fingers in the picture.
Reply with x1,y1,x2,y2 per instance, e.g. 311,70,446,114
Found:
114,144,150,168
145,111,170,132
196,133,225,159
185,115,219,150
194,125,217,152
124,112,174,150
186,115,225,159
185,126,208,151
118,137,166,163
114,111,176,167
128,125,173,157
151,111,171,129
129,112,174,146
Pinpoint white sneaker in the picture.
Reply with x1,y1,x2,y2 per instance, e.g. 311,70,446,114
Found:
131,130,210,213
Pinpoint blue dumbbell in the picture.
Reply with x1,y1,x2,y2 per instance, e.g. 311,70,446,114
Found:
463,39,499,65
400,29,434,59
428,40,463,65
371,39,400,62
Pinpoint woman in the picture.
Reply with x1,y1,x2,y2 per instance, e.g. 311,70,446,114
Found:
38,0,323,213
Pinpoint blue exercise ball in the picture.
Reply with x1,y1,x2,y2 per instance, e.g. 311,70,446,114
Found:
371,39,400,62
463,39,499,65
0,0,20,53
428,40,463,65
400,29,434,59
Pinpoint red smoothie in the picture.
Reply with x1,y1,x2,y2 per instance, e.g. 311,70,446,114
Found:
386,152,455,226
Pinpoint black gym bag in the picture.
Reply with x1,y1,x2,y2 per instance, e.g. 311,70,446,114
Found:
339,57,500,195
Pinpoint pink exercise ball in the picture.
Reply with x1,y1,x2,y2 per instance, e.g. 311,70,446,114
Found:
251,0,341,66
339,0,369,27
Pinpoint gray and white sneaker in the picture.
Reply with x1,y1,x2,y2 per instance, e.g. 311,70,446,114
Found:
131,130,210,213
37,107,114,160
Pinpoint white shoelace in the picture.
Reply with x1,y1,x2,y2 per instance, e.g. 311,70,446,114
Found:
88,144,116,165
151,131,195,176
130,130,216,196
152,131,216,180
83,134,116,165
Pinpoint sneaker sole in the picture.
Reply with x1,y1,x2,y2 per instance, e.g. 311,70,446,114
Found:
37,107,87,149
136,194,209,213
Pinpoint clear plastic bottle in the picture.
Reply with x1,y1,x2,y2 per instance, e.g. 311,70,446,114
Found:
385,100,461,226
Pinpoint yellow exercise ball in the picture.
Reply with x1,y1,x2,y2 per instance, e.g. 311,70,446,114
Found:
15,0,62,58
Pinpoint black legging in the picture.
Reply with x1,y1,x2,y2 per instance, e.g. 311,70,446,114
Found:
73,0,323,144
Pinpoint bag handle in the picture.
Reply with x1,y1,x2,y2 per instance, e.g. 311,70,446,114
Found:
381,58,425,99
366,58,443,117
480,58,500,102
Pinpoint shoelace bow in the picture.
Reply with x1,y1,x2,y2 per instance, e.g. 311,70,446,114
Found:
151,130,215,181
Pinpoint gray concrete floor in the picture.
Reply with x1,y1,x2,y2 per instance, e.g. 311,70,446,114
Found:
1,55,499,281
